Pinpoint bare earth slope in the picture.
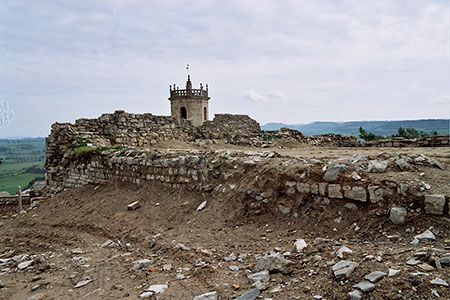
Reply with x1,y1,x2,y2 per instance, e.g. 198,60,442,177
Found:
0,144,449,299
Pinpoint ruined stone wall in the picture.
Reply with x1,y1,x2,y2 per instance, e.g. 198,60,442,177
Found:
46,148,449,217
45,111,263,173
364,135,449,147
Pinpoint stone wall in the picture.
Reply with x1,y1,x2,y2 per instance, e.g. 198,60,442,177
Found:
45,111,263,172
364,135,449,147
46,148,449,216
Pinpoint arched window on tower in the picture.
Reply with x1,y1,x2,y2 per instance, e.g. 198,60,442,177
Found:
203,107,207,121
180,107,187,119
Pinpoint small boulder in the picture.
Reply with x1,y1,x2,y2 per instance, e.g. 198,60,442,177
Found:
364,271,387,283
353,281,375,292
424,194,445,215
247,270,269,284
367,160,388,173
389,207,407,224
347,289,363,299
324,165,347,182
332,260,358,280
294,239,308,252
253,253,292,274
414,230,435,240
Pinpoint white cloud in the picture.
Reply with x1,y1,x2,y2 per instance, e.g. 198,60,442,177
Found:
244,90,286,103
244,90,267,103
0,0,448,136
430,94,450,104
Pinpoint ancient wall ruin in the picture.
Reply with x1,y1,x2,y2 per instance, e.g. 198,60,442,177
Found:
363,135,449,147
45,111,449,218
46,148,449,217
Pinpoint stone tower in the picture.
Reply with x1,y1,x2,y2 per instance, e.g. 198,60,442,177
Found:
169,75,210,126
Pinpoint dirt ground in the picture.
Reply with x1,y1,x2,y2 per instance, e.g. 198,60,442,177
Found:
0,144,449,300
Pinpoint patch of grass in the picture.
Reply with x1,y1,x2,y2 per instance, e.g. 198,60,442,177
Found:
0,173,42,194
98,145,127,152
0,138,46,194
262,134,273,141
73,146,97,156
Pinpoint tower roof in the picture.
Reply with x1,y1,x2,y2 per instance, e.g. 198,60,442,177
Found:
186,75,192,90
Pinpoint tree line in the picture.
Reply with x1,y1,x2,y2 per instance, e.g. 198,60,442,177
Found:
359,127,438,141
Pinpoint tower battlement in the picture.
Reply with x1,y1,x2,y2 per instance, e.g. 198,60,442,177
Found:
169,75,210,126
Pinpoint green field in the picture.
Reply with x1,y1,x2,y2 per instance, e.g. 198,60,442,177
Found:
0,138,46,194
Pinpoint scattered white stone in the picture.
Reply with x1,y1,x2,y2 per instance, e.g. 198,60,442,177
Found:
127,201,140,210
224,253,237,262
410,238,419,245
147,284,168,294
18,260,33,270
430,278,448,287
353,281,375,292
332,260,358,280
27,294,46,300
406,258,420,266
248,270,270,283
196,201,207,211
100,240,116,248
294,239,308,252
229,265,239,271
364,271,387,283
348,289,363,299
336,246,352,259
351,171,361,181
71,248,84,254
175,243,190,251
414,230,435,240
74,278,92,288
131,259,153,270
193,291,218,300
388,268,401,277
139,291,153,298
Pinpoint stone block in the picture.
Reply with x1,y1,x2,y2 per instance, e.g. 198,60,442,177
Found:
368,186,383,203
319,183,328,196
310,183,319,194
296,182,310,194
344,186,366,202
389,207,407,224
328,184,343,199
424,194,445,215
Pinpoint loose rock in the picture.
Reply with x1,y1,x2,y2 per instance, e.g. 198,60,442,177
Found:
193,291,218,300
364,271,387,283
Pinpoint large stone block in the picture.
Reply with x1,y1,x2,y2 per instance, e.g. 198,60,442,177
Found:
390,207,407,224
368,186,383,203
344,186,367,202
319,183,328,196
424,194,446,215
328,184,343,199
296,182,310,194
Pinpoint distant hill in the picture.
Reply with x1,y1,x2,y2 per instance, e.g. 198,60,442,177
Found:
262,119,450,136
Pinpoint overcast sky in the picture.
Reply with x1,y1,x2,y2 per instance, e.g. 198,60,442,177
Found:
0,0,448,137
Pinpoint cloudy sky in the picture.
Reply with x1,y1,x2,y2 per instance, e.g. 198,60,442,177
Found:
0,0,448,137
